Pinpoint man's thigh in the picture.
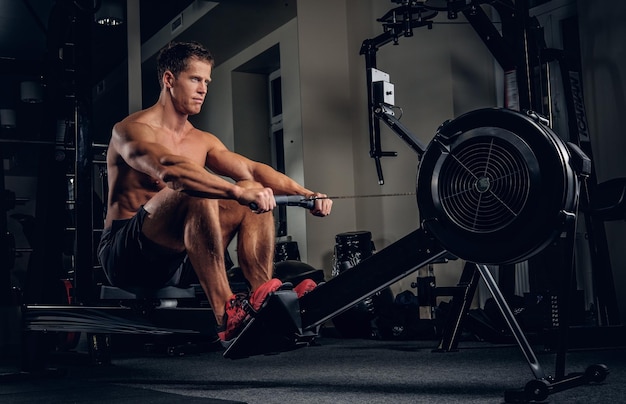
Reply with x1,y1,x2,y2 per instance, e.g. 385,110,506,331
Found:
99,206,188,288
142,187,212,250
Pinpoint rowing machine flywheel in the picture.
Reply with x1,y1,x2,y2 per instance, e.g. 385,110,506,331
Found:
416,108,579,264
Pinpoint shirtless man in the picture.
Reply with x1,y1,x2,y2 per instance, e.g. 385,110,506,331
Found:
97,41,332,344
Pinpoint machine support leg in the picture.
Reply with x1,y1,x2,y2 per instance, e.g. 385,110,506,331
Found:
476,263,547,381
435,261,481,352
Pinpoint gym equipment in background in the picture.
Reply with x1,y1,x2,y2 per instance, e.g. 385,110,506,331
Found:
330,231,395,340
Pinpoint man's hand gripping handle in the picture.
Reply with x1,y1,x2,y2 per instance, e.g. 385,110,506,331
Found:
249,195,314,211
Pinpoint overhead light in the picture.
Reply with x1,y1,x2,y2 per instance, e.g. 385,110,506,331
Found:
95,0,125,26
20,81,43,104
0,109,16,128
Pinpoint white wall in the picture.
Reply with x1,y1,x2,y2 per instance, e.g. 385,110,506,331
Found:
295,0,359,272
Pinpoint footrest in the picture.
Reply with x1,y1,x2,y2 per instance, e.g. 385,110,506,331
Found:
223,289,318,359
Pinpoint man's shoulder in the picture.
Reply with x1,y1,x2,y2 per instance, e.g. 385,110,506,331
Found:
118,109,153,128
114,111,157,139
188,125,219,142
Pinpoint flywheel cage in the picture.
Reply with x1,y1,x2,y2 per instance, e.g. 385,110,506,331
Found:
437,134,531,233
417,108,578,265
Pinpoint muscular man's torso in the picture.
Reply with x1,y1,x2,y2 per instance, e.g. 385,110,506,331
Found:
104,109,212,228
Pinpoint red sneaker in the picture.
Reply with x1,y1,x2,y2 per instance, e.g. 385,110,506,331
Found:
249,278,283,312
294,279,317,298
217,293,249,343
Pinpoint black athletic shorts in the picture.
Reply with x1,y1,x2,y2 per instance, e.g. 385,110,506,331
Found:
98,206,188,288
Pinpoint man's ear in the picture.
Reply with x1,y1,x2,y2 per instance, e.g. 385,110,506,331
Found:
163,70,175,88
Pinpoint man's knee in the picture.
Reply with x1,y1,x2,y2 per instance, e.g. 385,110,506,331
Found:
219,196,272,231
145,187,218,215
219,199,248,228
218,180,264,222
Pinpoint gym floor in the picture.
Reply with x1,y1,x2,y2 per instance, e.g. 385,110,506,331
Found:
1,329,625,404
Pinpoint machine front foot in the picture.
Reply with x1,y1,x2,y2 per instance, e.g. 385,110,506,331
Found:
504,364,610,403
223,289,317,359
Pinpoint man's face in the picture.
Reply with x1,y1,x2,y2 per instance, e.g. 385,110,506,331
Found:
168,58,213,115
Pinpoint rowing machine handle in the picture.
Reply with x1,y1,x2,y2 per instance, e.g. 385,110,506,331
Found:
249,195,314,211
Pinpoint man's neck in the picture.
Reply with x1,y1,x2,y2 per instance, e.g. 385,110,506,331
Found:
156,93,189,134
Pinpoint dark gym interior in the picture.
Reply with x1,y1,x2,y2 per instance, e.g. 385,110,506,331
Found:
1,1,626,403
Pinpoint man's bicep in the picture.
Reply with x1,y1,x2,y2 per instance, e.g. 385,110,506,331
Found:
113,124,149,160
206,148,254,180
116,137,170,177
